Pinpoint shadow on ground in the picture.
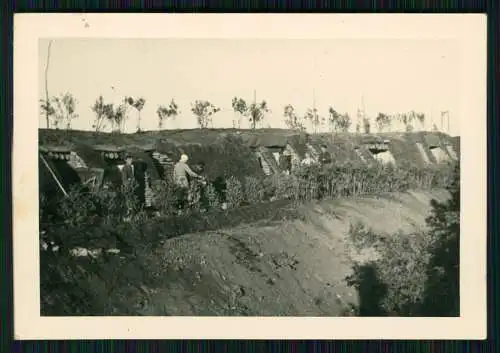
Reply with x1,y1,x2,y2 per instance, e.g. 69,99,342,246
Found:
346,264,389,316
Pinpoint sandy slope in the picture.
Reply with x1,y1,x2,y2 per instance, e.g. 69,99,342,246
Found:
137,189,450,316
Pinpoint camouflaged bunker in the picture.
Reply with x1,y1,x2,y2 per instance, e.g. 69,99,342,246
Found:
38,128,460,200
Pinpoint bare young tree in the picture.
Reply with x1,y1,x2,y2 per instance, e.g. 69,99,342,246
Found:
191,100,220,128
39,98,55,127
339,113,352,132
328,107,351,133
157,99,180,129
43,40,53,129
231,97,248,128
120,100,131,133
304,107,322,134
42,93,79,129
375,112,392,132
283,104,306,131
398,111,424,132
416,111,426,130
327,107,340,133
248,100,269,129
125,96,146,132
91,95,113,132
232,97,269,129
393,111,425,131
105,98,129,133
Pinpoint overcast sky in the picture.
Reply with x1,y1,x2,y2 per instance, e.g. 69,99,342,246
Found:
38,38,461,135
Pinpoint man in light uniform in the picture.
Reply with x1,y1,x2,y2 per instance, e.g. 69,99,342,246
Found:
173,154,201,213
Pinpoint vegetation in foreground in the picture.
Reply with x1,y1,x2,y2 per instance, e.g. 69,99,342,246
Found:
39,161,458,316
345,162,459,316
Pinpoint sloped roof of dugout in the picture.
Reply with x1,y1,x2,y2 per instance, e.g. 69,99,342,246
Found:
93,144,125,153
153,136,263,180
39,145,73,154
71,143,108,169
309,134,364,165
358,134,385,145
39,154,82,197
423,134,441,148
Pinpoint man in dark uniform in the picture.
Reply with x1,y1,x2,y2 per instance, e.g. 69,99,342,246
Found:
279,149,292,174
133,159,148,208
319,145,333,165
120,154,137,220
121,154,135,185
318,145,333,199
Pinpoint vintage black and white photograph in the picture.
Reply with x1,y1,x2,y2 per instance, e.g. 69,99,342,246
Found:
13,14,486,339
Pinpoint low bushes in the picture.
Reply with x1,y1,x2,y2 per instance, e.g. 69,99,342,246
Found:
244,176,265,204
40,161,456,248
226,176,244,208
255,161,454,204
150,179,178,215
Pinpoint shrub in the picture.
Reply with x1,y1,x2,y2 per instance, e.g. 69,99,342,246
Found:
188,178,208,212
346,224,435,315
58,186,102,228
120,179,142,215
261,175,277,200
205,183,221,208
347,222,380,252
383,234,430,313
270,174,300,201
225,176,244,208
244,176,265,204
420,162,460,316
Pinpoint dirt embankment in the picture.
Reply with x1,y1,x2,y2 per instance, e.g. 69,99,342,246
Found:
136,189,450,316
